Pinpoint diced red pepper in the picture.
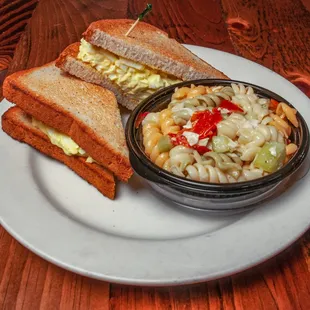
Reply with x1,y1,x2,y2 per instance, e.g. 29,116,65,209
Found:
270,99,279,111
218,100,243,113
168,109,222,154
194,145,210,154
135,112,149,128
191,110,207,122
169,133,210,155
190,109,222,139
169,132,190,148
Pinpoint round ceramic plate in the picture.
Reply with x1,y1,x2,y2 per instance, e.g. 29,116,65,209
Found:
0,45,310,286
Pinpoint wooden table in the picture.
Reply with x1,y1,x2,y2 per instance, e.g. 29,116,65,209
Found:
0,0,310,309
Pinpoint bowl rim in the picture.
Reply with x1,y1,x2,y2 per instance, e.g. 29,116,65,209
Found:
126,79,310,193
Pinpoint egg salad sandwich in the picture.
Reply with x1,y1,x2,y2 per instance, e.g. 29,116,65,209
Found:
56,19,228,111
2,62,133,199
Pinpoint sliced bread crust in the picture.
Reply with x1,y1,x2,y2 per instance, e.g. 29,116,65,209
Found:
83,19,228,80
2,107,115,199
3,63,133,182
56,43,139,110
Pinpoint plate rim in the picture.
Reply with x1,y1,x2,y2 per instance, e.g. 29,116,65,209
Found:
1,211,309,286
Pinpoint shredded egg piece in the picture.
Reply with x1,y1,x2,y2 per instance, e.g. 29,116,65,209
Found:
32,118,95,162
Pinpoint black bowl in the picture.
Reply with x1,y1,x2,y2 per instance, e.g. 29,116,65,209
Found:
126,79,310,213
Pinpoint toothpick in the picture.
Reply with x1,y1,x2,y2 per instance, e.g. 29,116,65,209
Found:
125,19,140,37
125,4,152,37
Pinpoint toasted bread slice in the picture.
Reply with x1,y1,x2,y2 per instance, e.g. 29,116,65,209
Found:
56,43,139,110
3,62,133,182
83,19,228,80
2,107,115,199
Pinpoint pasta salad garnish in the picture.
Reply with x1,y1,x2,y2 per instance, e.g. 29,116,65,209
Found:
140,83,299,183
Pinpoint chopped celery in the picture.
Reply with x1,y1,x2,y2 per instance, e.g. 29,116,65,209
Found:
212,136,230,153
253,142,286,173
157,136,173,153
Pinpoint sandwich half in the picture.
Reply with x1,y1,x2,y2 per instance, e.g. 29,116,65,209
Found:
2,107,116,199
56,19,228,110
2,62,133,198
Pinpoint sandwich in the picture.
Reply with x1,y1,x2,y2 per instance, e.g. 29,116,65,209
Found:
56,19,228,111
2,62,133,199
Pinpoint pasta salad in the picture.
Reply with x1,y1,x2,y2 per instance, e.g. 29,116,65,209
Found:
140,83,299,183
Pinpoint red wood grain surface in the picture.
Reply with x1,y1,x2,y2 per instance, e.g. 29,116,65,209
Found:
221,0,310,97
0,0,39,88
0,0,310,309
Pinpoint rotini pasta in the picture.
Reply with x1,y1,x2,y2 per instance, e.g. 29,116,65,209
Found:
141,83,299,184
159,108,180,135
203,152,242,179
186,164,237,183
231,94,269,121
163,145,195,175
169,86,236,126
237,168,265,182
142,113,162,156
237,124,285,161
231,83,254,95
217,113,247,139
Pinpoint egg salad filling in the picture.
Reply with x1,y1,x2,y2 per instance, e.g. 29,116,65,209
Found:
77,39,181,101
32,118,95,163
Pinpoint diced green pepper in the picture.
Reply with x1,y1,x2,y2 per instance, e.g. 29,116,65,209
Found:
157,135,173,153
254,142,286,173
212,136,230,153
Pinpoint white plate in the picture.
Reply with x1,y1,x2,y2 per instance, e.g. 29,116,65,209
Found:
0,45,310,286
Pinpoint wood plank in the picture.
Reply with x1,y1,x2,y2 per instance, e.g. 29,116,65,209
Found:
0,236,30,309
302,232,310,272
0,0,39,93
0,0,39,69
128,0,234,53
110,239,310,310
0,227,110,310
6,0,128,76
221,0,310,97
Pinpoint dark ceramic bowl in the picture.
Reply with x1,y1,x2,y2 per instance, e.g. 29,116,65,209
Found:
126,79,310,214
